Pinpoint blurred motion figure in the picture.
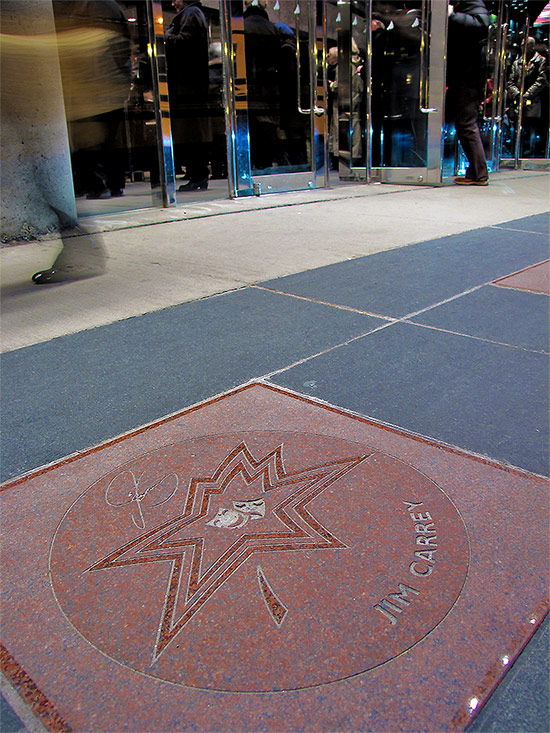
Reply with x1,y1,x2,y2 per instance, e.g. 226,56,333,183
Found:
53,0,132,200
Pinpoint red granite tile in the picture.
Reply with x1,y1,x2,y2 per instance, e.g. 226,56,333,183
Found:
1,383,548,732
494,260,550,294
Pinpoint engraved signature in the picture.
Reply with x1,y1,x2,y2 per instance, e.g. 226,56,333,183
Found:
105,470,179,529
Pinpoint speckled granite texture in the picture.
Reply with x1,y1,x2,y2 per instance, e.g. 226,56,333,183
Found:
1,384,548,732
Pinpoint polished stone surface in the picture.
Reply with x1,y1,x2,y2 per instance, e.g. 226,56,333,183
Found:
1,385,548,732
494,260,550,295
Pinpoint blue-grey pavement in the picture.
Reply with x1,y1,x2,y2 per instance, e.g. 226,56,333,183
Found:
409,285,549,353
1,212,548,730
269,320,549,475
260,213,550,317
0,288,383,482
467,616,549,732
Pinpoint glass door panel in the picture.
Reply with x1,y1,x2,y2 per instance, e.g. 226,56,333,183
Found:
222,0,328,197
330,0,447,185
53,0,175,217
500,0,549,167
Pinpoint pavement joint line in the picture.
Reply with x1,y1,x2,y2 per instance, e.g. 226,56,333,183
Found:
250,285,398,320
257,380,550,480
258,283,493,382
402,319,550,356
259,319,397,381
259,273,549,385
488,224,550,235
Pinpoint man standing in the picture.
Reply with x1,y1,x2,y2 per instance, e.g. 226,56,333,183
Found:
165,0,211,191
446,0,491,185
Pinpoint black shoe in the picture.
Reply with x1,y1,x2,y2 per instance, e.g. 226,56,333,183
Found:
32,265,104,284
178,179,208,192
110,189,124,198
32,268,63,284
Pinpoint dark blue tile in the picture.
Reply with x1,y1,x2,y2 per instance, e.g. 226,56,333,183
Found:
409,286,550,353
0,695,24,732
0,288,382,482
467,616,549,732
494,212,550,235
269,322,550,476
260,227,549,317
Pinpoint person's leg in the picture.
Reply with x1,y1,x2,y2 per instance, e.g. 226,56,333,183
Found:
32,206,107,284
454,84,488,182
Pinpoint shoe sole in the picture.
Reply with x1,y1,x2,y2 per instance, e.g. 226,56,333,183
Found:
454,179,489,186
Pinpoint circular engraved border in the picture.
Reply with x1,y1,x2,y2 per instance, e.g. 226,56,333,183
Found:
49,431,470,693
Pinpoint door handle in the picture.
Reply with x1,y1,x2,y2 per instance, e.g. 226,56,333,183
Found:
418,0,437,113
295,0,324,115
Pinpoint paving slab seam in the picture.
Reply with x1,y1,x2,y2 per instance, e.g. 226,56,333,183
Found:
251,284,400,320
255,382,550,481
401,319,550,356
257,262,546,325
259,281,500,382
260,318,397,379
489,224,550,235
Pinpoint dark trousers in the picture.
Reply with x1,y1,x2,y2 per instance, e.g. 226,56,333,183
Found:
448,83,488,181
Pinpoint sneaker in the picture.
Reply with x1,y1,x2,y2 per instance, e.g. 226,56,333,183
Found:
454,176,489,186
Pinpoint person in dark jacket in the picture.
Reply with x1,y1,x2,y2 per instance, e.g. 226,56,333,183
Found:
165,0,211,190
446,0,490,185
507,37,548,156
243,0,282,170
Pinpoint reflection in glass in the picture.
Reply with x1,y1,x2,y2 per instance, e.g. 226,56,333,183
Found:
502,5,549,161
242,0,312,174
165,0,211,191
370,0,427,168
53,0,164,216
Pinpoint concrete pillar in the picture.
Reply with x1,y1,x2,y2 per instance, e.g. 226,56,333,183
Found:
0,0,77,242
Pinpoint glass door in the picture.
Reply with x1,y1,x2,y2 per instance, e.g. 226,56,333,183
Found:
221,0,328,196
499,0,550,168
329,0,448,185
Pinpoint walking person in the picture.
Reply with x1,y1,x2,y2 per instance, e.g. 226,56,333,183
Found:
446,0,491,185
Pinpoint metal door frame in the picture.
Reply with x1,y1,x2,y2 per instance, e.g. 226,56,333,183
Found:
146,0,177,206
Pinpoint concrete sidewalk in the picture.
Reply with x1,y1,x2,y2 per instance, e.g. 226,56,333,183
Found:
1,169,548,352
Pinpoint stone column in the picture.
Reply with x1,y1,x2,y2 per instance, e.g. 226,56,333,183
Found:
1,0,76,242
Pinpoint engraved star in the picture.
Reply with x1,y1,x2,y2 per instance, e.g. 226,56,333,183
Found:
88,442,370,663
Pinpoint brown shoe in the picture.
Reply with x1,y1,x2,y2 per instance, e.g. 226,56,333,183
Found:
454,176,489,186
